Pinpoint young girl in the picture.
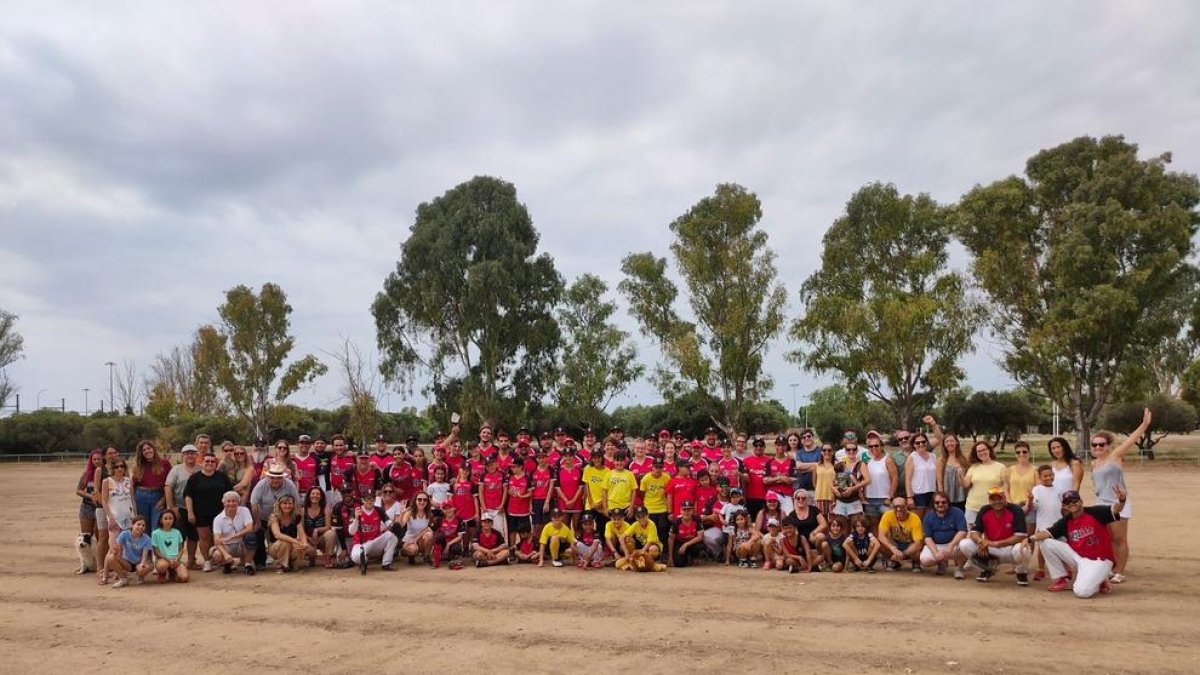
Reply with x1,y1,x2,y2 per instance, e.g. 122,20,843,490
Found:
574,513,605,569
427,467,451,509
730,511,760,568
152,511,189,583
846,515,880,572
555,454,584,533
107,515,153,588
820,515,849,572
773,521,812,573
431,503,466,570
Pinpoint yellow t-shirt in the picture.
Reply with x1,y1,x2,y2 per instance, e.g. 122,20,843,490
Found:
965,461,1007,512
814,464,835,501
624,519,660,547
539,521,576,546
604,520,630,542
639,472,671,514
583,465,610,509
1007,464,1037,505
878,509,924,545
606,469,637,510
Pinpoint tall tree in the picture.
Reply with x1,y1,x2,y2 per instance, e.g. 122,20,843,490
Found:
620,183,786,434
115,358,141,415
207,283,327,437
323,338,381,449
957,135,1200,450
554,274,644,423
144,326,227,422
0,309,24,409
790,183,979,428
372,176,563,426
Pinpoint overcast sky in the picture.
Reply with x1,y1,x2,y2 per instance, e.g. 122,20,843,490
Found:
3,1,1198,418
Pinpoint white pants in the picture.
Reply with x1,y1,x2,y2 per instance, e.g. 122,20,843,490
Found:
920,542,960,567
1040,539,1113,598
959,539,1030,573
574,541,604,563
351,532,398,566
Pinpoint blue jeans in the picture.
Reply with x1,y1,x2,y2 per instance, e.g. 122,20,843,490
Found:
135,488,164,530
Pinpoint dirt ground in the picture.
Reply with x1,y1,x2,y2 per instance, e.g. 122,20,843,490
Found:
1,463,1197,674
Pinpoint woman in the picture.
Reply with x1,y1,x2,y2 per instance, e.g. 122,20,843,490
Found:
264,440,297,480
960,441,1006,524
152,511,189,583
76,450,103,567
302,486,336,568
788,490,828,570
107,515,153,588
377,484,404,522
268,494,309,573
400,491,434,563
231,446,255,501
661,442,679,476
936,435,969,514
1006,441,1037,508
905,432,938,517
130,439,172,536
1090,407,1151,583
1048,436,1083,493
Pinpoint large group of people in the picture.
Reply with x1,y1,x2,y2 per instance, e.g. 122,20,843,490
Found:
75,408,1151,598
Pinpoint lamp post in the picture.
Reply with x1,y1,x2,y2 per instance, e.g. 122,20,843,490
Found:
82,388,90,414
105,361,116,413
36,388,47,409
789,383,799,425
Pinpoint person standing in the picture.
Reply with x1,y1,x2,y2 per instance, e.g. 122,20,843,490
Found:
926,416,968,513
862,432,897,529
1089,408,1150,584
961,441,1006,524
130,440,173,536
1007,441,1038,509
184,454,234,572
1048,436,1084,493
1030,487,1126,598
905,432,938,517
790,430,822,503
164,444,200,569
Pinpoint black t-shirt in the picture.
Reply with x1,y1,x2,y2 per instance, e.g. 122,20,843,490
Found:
784,507,820,539
185,471,233,519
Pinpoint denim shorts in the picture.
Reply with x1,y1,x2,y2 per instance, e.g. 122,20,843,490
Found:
864,498,892,517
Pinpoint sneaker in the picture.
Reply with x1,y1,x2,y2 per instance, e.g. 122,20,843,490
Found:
788,564,798,574
381,563,395,571
1016,572,1029,586
244,564,256,576
953,567,965,580
911,563,921,573
112,577,128,589
157,571,168,583
1109,573,1126,584
475,560,485,568
1033,570,1046,581
1047,576,1072,592
884,561,898,572
866,563,877,574
222,563,233,575
359,555,368,576
552,560,564,568
936,562,947,575
449,560,463,571
202,561,213,573
976,569,995,583
254,563,265,571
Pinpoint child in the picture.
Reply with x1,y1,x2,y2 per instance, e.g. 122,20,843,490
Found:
846,515,880,572
427,467,451,509
556,453,585,533
151,511,189,583
471,515,509,567
108,515,153,588
531,453,555,541
432,503,466,570
1027,464,1063,581
730,510,760,568
574,513,605,569
537,508,575,567
820,515,849,572
514,530,537,563
773,521,811,573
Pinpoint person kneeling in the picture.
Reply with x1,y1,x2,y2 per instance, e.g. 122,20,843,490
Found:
958,488,1031,585
152,511,189,584
108,515,154,588
773,521,812,573
1029,487,1125,598
878,497,924,572
538,508,576,568
350,489,399,574
616,507,666,572
573,514,605,569
472,516,510,567
668,501,704,568
210,491,256,576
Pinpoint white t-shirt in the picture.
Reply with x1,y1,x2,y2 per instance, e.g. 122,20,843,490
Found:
213,506,254,545
720,503,747,534
427,481,451,507
1029,484,1064,532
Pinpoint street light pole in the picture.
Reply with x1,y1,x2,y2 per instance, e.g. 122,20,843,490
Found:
82,388,90,414
105,361,116,413
789,383,799,425
37,388,47,409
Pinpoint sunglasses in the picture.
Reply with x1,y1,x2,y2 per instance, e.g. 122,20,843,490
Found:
1090,442,1108,448
276,446,288,450
866,444,881,449
115,464,128,469
234,452,246,456
821,449,833,453
801,434,813,439
897,437,910,443
382,490,394,494
1015,450,1029,455
416,498,429,502
913,440,928,446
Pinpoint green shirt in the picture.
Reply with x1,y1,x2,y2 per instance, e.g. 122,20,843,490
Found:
152,528,183,559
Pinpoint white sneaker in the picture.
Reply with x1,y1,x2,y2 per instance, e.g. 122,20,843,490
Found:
552,560,563,568
202,561,213,572
112,578,128,589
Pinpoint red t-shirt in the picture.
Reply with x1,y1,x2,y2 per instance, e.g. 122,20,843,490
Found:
671,515,702,542
701,445,723,463
476,528,502,549
353,507,384,545
348,467,381,500
666,476,699,516
742,455,770,499
135,458,174,490
1048,507,1117,562
496,453,516,474
480,471,506,511
768,457,796,496
662,461,678,477
507,474,532,516
478,444,498,461
369,453,392,472
532,468,554,500
451,479,477,521
974,504,1028,542
293,454,318,492
467,458,487,484
695,485,719,514
387,461,412,499
446,454,466,478
329,454,355,490
556,466,584,511
716,457,743,487
629,457,654,481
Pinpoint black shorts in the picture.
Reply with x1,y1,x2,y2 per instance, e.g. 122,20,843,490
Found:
912,492,934,508
746,498,765,520
531,500,547,526
178,508,199,542
507,514,532,534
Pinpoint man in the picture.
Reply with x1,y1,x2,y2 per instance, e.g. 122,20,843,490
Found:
405,434,420,456
921,491,969,578
890,430,912,499
668,501,704,567
959,487,1031,585
165,444,200,569
184,453,234,572
793,429,822,502
700,428,723,463
293,435,319,495
877,496,924,571
477,424,497,460
210,490,256,575
369,434,392,471
1030,488,1125,598
741,437,771,520
471,514,509,567
608,425,626,445
604,452,638,520
731,434,752,461
346,452,383,502
350,487,399,573
249,465,300,569
324,435,355,504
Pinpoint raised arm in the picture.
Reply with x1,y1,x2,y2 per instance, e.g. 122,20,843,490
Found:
1111,408,1152,462
922,415,945,450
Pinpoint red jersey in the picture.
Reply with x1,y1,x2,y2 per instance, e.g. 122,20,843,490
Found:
496,453,516,474
667,476,699,516
578,528,599,547
427,461,452,484
478,444,498,460
701,445,723,463
386,461,412,498
768,457,796,496
545,450,562,468
293,453,318,492
517,537,535,556
532,467,554,500
348,467,381,500
1051,507,1117,562
353,507,384,545
451,479,478,521
629,457,654,481
476,528,503,549
480,471,506,511
446,454,465,478
689,457,708,475
369,453,392,472
781,534,802,556
507,474,532,516
716,457,743,487
437,515,462,539
556,466,584,511
671,515,702,542
695,485,719,514
467,458,487,484
329,454,354,490
403,466,425,498
975,504,1027,543
662,461,678,477
742,455,770,499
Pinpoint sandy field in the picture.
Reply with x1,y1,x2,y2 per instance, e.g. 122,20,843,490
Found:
1,463,1197,675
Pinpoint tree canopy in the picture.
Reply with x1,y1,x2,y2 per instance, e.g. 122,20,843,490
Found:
0,309,24,409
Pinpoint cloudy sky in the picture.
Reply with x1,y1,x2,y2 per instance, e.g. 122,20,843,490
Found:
3,1,1198,418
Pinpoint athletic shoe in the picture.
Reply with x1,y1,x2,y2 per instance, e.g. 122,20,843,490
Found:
911,563,921,573
112,578,128,589
590,561,603,569
552,560,564,568
202,561,213,573
788,564,798,574
254,563,265,571
1033,570,1046,581
381,563,395,571
976,569,995,582
866,563,877,574
222,563,233,574
1099,580,1112,594
1109,573,1126,584
936,562,947,575
576,560,586,569
953,567,965,580
449,560,463,570
244,564,256,576
884,561,898,572
1048,576,1072,592
1016,572,1029,586
475,560,484,568
360,555,368,576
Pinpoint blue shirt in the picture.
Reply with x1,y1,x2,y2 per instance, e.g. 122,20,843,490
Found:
793,448,822,490
922,507,967,545
117,530,153,565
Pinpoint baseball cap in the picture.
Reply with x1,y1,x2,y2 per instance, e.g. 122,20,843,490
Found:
540,431,553,440
766,493,780,502
704,427,717,435
752,436,766,447
583,427,596,436
550,507,564,516
517,426,530,435
580,512,595,522
865,429,883,440
774,435,786,445
1061,490,1082,504
767,518,780,528
730,487,743,495
652,457,664,467
609,508,626,519
609,425,623,433
843,431,857,441
987,486,1006,499
375,434,387,442
590,449,604,458
485,455,498,464
180,444,198,454
253,437,266,447
658,429,671,438
298,434,312,443
406,435,419,443
716,477,730,487
680,500,694,509
634,505,648,516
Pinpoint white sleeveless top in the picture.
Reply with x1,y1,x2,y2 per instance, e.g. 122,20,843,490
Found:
1052,464,1075,493
909,451,937,494
865,457,891,499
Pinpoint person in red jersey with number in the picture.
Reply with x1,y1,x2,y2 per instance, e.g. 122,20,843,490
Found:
700,427,723,463
742,436,771,520
369,435,392,472
530,452,555,539
476,424,498,461
451,466,478,535
555,453,584,531
427,444,452,485
292,437,320,495
346,453,382,502
325,435,355,505
478,455,508,540
472,514,509,567
766,440,798,514
1030,487,1125,597
350,487,398,574
661,442,679,477
666,462,699,518
386,452,414,507
669,501,704,567
506,462,534,548
431,503,466,570
629,439,655,482
716,443,744,491
695,470,718,514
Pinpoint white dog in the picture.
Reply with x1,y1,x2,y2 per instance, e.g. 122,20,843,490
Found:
75,533,97,574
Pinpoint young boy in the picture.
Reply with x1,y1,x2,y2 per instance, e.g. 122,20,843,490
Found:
507,463,534,551
531,453,555,541
432,503,466,570
846,515,880,572
1027,464,1063,581
537,508,576,567
574,513,605,569
514,530,538,563
471,515,509,567
773,520,811,573
819,515,849,572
